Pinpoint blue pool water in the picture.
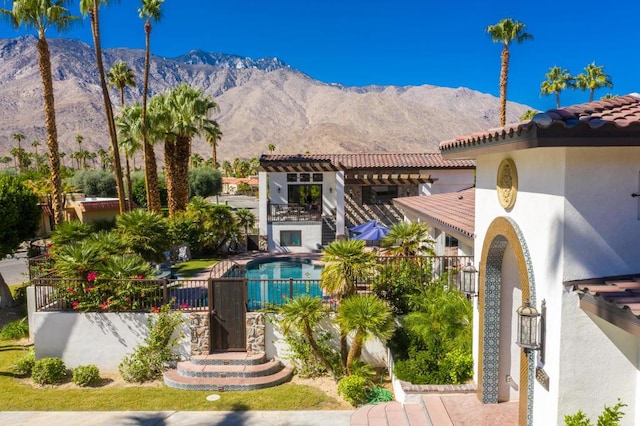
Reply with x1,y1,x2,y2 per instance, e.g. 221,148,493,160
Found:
246,258,323,309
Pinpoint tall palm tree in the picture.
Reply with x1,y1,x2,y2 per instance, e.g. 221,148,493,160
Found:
190,152,203,169
79,0,126,215
31,139,40,156
204,123,222,167
116,103,146,211
75,132,83,152
321,239,378,366
12,132,24,151
1,1,75,225
138,0,164,213
235,208,255,235
279,295,336,378
108,60,136,210
519,109,538,122
336,294,395,375
575,62,613,102
486,18,533,127
540,66,574,109
267,143,276,153
381,221,435,257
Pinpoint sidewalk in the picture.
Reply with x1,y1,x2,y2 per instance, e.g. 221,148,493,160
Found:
0,410,354,426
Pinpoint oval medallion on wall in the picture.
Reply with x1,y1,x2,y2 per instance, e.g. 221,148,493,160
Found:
497,158,518,210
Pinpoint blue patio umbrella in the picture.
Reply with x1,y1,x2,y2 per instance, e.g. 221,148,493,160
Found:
351,224,389,241
348,220,380,234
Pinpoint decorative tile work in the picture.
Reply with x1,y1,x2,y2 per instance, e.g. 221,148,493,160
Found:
478,216,536,426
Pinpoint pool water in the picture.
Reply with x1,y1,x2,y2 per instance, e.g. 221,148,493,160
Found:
246,259,323,309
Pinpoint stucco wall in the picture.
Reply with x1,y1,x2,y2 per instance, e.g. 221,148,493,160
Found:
268,222,323,253
32,312,191,372
420,169,475,195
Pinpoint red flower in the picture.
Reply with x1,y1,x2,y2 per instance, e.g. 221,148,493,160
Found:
67,288,76,294
85,286,94,293
136,274,145,279
71,301,79,309
151,306,161,313
99,300,110,311
45,243,52,248
87,271,98,282
180,303,189,309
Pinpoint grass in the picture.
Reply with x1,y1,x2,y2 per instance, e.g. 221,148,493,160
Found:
173,258,219,278
0,340,346,411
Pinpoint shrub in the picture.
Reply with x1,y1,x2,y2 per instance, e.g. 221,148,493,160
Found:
564,399,626,426
32,357,67,385
0,317,29,340
188,166,222,198
119,304,184,383
72,364,101,387
11,348,35,376
338,375,371,407
69,169,117,197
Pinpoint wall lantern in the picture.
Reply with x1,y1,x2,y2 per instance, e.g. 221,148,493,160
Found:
459,262,477,296
329,187,333,193
516,299,541,352
277,187,281,193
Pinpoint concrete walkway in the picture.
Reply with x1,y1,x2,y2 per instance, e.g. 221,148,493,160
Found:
0,410,354,426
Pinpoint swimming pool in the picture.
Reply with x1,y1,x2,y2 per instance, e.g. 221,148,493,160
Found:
245,258,323,310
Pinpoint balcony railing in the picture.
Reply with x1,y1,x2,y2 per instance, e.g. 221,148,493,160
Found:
267,203,322,222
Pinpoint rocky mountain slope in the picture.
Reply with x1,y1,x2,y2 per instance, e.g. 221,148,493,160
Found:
0,36,530,162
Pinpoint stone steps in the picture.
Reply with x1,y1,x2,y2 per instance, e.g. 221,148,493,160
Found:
163,351,293,391
350,396,455,426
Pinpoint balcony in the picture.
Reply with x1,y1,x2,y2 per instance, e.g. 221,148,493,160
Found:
267,203,322,222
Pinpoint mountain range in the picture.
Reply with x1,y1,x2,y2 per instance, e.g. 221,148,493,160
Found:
0,36,530,162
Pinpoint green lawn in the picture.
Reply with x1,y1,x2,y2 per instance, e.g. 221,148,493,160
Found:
0,340,346,411
173,258,219,278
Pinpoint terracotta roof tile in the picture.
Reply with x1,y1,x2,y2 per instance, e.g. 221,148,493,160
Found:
572,277,640,318
440,94,640,156
393,188,475,238
260,153,475,170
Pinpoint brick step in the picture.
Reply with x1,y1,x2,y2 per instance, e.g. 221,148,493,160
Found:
177,358,283,378
163,365,294,391
350,401,433,426
190,351,266,366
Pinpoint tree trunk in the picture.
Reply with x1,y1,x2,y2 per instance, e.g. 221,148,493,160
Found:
0,273,15,308
164,140,178,216
346,334,364,376
304,322,335,379
589,89,595,103
499,45,510,127
555,91,560,109
89,6,126,215
141,18,161,212
212,142,217,168
175,135,191,213
37,32,64,226
125,153,133,211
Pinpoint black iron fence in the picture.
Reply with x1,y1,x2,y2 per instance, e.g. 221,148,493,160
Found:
267,203,322,222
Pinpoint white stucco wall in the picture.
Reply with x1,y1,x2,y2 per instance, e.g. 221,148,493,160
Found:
269,222,323,253
420,169,475,195
32,312,191,372
474,146,640,425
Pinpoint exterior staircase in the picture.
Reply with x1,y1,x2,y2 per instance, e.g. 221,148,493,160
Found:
350,396,452,426
322,217,337,246
163,352,293,391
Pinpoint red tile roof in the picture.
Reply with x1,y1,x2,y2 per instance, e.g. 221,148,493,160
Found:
440,94,640,158
260,153,475,170
393,188,475,239
223,177,259,186
77,199,137,212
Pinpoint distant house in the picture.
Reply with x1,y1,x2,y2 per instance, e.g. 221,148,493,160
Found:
393,187,474,256
64,193,133,225
440,94,640,425
258,153,475,252
222,177,259,195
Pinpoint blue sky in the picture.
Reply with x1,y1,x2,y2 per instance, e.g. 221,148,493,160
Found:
1,0,638,112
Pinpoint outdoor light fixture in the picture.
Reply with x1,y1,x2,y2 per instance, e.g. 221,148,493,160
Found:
516,299,541,352
329,187,333,193
459,262,477,296
277,187,281,193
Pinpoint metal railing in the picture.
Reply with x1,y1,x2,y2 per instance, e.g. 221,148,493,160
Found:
267,203,322,222
246,278,325,311
32,276,209,312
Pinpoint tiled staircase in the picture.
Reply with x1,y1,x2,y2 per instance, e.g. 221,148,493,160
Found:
163,352,293,391
350,396,453,426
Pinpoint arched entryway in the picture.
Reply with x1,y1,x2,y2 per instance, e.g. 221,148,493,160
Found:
477,216,536,426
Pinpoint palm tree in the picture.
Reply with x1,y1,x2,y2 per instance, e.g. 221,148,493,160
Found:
116,103,146,212
204,123,222,168
519,109,538,122
381,221,435,257
279,295,336,378
115,209,169,262
190,152,203,169
79,0,126,215
321,239,378,366
139,0,164,213
1,1,74,225
235,208,255,235
107,60,136,106
12,132,24,152
31,139,40,156
75,133,83,152
540,65,574,109
486,18,533,127
336,294,395,375
575,62,613,102
267,143,276,153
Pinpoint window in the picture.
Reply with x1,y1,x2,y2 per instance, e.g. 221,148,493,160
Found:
313,173,324,182
281,230,302,246
287,173,297,182
299,173,310,182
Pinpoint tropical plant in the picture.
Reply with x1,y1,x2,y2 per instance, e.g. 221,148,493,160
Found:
486,18,533,126
267,143,276,153
540,65,574,109
381,221,434,257
107,60,136,106
373,257,432,315
575,62,613,102
115,209,169,262
49,220,93,248
0,318,29,340
1,0,75,224
235,208,255,235
116,103,145,210
564,399,626,426
79,0,126,214
52,240,103,279
138,0,164,213
0,174,40,306
204,123,222,167
336,294,395,375
279,295,336,378
519,109,538,121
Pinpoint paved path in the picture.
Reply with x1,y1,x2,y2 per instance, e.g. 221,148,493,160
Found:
0,410,354,426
